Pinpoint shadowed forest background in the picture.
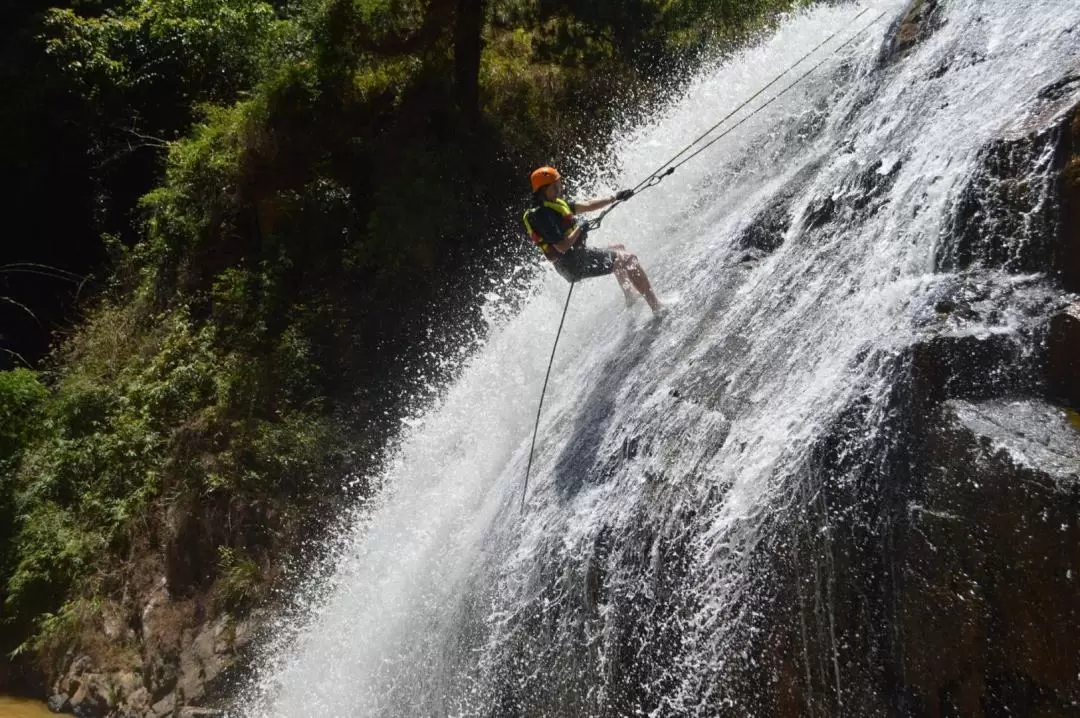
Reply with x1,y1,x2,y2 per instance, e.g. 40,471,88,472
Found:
0,0,807,696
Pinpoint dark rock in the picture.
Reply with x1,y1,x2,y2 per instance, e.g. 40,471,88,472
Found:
69,674,110,718
798,157,902,233
164,497,212,594
735,160,825,254
933,298,956,314
910,328,1041,409
1048,301,1080,408
940,83,1080,279
738,193,794,252
72,707,104,718
881,0,943,63
802,194,835,230
900,399,1080,715
1055,97,1080,290
907,273,1063,415
942,137,1055,273
757,392,1080,716
47,693,71,713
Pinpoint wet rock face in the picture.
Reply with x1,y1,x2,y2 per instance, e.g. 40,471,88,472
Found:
941,131,1062,274
939,76,1080,281
799,156,903,235
901,399,1080,715
882,0,943,63
908,274,1063,414
735,161,825,255
1048,302,1080,407
1057,98,1080,290
738,93,1080,717
942,132,1060,273
737,192,792,254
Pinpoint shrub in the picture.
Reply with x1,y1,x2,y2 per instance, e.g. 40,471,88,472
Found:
216,546,262,612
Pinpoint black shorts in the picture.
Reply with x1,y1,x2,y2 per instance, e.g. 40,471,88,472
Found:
553,246,616,282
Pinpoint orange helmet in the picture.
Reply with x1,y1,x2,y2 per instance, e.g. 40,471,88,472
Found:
530,166,561,193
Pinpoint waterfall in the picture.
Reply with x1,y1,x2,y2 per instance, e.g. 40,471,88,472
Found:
244,1,1080,715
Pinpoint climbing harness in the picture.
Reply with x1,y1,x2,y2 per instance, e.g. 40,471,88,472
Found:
520,6,891,511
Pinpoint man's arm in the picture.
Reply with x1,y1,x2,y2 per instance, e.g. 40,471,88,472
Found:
571,195,617,213
571,189,633,214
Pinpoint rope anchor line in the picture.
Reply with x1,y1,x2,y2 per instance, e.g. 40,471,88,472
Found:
519,6,891,512
590,5,888,231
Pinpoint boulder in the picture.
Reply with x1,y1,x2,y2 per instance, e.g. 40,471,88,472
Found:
151,692,176,718
125,687,152,716
47,693,72,713
175,615,233,704
69,673,110,718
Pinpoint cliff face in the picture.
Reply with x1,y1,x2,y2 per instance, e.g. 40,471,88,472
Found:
751,14,1080,715
889,99,1080,713
902,398,1080,715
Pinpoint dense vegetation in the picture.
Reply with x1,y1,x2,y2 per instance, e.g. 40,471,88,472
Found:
0,0,807,691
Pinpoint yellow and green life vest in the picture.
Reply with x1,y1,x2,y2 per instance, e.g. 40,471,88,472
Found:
523,198,579,261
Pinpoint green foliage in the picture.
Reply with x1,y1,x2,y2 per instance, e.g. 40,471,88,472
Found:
5,507,106,636
353,0,429,47
215,546,262,612
3,301,336,644
0,369,49,627
0,370,48,470
10,597,100,672
42,0,291,105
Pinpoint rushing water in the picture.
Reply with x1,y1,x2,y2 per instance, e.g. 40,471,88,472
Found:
246,1,1080,716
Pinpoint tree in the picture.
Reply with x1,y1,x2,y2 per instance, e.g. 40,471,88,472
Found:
455,0,486,123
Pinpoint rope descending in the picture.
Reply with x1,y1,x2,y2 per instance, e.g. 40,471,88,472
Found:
521,281,575,512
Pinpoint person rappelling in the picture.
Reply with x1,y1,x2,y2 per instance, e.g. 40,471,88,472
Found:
523,167,664,315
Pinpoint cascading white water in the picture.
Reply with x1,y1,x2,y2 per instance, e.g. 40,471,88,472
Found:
245,1,1080,715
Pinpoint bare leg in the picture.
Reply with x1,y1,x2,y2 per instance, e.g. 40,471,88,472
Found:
604,246,634,306
613,249,662,314
614,266,637,306
606,244,637,306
